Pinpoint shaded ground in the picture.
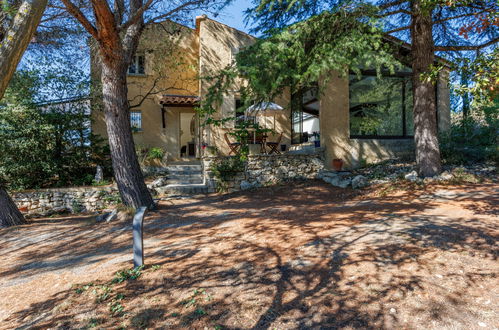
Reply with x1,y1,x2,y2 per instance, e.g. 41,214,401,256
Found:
0,181,497,329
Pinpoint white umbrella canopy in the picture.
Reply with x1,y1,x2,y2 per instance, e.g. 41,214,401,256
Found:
245,102,284,130
245,102,284,116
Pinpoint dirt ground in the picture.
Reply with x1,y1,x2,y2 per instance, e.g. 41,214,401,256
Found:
0,180,497,329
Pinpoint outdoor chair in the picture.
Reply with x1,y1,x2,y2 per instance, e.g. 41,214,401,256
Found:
266,133,283,155
224,133,241,155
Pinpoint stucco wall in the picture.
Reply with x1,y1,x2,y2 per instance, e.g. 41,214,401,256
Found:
197,17,292,155
320,71,450,170
91,22,199,157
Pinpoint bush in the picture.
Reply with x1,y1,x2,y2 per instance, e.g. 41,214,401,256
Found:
440,100,498,165
147,147,165,161
209,157,245,192
0,103,111,190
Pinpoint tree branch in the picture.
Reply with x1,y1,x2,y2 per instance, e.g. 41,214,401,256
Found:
119,0,153,31
386,25,410,34
60,0,98,40
433,10,487,25
145,0,202,25
114,0,125,25
0,0,48,99
90,0,122,53
379,0,408,10
379,8,411,17
435,37,499,51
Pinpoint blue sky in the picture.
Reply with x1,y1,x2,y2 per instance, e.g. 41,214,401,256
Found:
215,0,253,33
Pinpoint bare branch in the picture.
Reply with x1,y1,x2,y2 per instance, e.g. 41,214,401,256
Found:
386,25,410,34
378,8,411,17
379,0,408,11
145,0,203,25
114,0,125,25
433,10,488,25
119,0,153,31
435,37,499,51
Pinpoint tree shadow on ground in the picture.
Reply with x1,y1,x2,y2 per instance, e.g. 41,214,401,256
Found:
2,181,498,329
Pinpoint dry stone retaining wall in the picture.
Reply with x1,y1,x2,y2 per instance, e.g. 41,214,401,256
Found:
203,151,325,193
11,186,121,216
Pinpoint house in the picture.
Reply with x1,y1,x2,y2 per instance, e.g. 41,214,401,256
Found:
91,16,451,170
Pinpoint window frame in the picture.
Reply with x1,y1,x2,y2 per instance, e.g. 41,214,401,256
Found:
130,111,143,132
349,70,420,140
128,55,146,76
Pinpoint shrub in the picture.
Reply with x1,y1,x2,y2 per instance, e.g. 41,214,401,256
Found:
440,101,498,165
147,147,165,161
209,157,245,191
0,104,111,190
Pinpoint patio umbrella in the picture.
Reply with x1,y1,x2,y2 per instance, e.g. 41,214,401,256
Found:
245,102,284,130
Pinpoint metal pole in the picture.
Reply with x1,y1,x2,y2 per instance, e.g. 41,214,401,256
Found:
132,206,147,268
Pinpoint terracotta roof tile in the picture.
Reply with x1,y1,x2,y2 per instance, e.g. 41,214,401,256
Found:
160,94,199,106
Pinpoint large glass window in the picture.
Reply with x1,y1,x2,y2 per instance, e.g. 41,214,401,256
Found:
291,86,319,144
349,73,413,138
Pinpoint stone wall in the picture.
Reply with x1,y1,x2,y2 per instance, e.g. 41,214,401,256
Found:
11,186,121,216
203,150,325,192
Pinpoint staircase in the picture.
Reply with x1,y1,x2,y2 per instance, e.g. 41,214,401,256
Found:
156,163,210,196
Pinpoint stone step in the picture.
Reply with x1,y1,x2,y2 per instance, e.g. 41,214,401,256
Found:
166,177,204,185
167,170,203,177
166,165,202,171
156,184,209,196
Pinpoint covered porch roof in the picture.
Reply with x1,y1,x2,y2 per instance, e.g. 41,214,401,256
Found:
159,94,200,107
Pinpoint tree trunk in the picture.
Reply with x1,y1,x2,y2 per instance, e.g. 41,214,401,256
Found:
0,0,46,227
0,0,48,99
411,0,442,177
0,187,26,227
101,62,155,209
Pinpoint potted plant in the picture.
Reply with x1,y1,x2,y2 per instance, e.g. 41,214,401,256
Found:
312,131,320,148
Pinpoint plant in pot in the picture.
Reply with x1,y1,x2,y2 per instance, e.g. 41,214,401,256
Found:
312,131,321,148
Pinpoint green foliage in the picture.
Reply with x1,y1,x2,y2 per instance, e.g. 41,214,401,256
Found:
453,49,499,111
112,266,144,284
209,157,245,191
135,145,167,166
147,147,165,160
0,68,111,190
151,264,161,271
197,6,399,136
440,96,498,165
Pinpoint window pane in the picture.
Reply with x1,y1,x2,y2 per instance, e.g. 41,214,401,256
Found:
405,80,414,135
138,56,145,74
131,111,142,131
349,75,404,136
128,58,136,74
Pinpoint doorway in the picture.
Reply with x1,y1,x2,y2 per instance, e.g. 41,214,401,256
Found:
179,111,197,158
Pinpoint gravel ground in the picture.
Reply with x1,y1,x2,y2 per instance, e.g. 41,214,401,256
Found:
0,180,497,329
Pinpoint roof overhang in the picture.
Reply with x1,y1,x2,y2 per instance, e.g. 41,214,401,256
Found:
159,94,200,107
